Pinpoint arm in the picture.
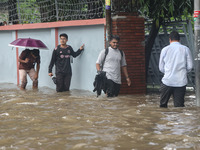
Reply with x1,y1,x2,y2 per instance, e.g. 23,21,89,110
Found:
35,63,40,80
120,52,131,86
18,50,29,63
48,50,56,77
186,48,193,72
71,44,84,58
96,63,101,72
96,50,106,72
159,50,165,73
19,57,29,63
122,66,131,86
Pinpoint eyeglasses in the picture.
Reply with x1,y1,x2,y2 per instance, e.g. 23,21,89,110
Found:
60,38,67,41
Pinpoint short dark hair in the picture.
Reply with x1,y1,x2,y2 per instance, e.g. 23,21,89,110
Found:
60,33,68,39
169,31,180,41
110,35,120,42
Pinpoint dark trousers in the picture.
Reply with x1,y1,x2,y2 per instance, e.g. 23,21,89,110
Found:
160,83,186,108
56,73,72,92
106,79,121,97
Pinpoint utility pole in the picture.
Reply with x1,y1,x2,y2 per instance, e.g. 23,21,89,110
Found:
194,0,200,106
105,0,111,47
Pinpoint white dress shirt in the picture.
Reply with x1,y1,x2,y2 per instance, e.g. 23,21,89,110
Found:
159,42,193,87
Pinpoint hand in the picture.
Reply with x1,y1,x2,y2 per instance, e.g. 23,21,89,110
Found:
126,78,131,86
24,58,29,63
48,73,53,77
80,44,85,50
97,70,101,74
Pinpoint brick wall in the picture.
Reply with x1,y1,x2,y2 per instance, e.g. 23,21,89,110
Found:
112,14,146,94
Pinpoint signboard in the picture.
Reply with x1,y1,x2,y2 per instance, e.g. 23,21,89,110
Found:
105,0,111,10
194,10,200,21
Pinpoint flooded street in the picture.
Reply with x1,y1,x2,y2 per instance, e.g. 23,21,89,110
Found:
0,83,200,150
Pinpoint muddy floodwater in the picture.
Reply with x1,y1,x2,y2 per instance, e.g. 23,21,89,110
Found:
0,83,200,150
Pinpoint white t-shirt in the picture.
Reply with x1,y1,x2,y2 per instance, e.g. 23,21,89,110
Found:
96,47,127,84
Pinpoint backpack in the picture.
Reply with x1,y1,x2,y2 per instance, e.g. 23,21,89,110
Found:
105,47,123,58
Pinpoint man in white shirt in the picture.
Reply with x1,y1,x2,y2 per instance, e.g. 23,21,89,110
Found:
159,31,193,107
96,35,131,97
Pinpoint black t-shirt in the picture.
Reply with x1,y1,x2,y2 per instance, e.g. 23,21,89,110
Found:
48,45,82,75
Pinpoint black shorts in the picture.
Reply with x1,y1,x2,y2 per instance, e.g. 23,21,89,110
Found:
106,79,121,97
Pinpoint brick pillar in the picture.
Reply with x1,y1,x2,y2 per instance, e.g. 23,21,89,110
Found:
112,14,146,94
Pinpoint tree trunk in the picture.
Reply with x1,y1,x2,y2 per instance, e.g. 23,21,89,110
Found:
145,18,163,79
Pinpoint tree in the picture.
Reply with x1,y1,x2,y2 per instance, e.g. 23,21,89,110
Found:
138,0,193,78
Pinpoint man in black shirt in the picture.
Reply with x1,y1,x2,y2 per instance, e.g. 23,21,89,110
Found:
48,33,84,92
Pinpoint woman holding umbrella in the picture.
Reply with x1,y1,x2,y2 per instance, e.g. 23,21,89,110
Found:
8,38,48,90
9,37,48,90
18,49,40,90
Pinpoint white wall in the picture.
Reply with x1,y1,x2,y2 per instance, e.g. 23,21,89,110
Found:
0,31,17,83
0,25,104,92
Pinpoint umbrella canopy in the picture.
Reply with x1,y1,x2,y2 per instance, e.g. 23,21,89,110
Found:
8,38,48,50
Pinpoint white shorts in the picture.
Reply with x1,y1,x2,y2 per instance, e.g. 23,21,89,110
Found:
19,68,37,84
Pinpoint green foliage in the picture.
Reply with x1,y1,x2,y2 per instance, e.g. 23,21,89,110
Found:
138,0,193,22
18,0,41,23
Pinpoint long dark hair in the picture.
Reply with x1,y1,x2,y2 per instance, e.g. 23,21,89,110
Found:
32,49,40,57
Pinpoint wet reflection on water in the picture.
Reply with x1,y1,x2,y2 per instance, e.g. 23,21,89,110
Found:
0,83,200,150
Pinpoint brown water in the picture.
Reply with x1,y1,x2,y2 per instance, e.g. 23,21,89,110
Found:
0,83,200,150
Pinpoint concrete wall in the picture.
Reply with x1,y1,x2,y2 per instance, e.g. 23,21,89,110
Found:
0,30,17,83
0,19,105,92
